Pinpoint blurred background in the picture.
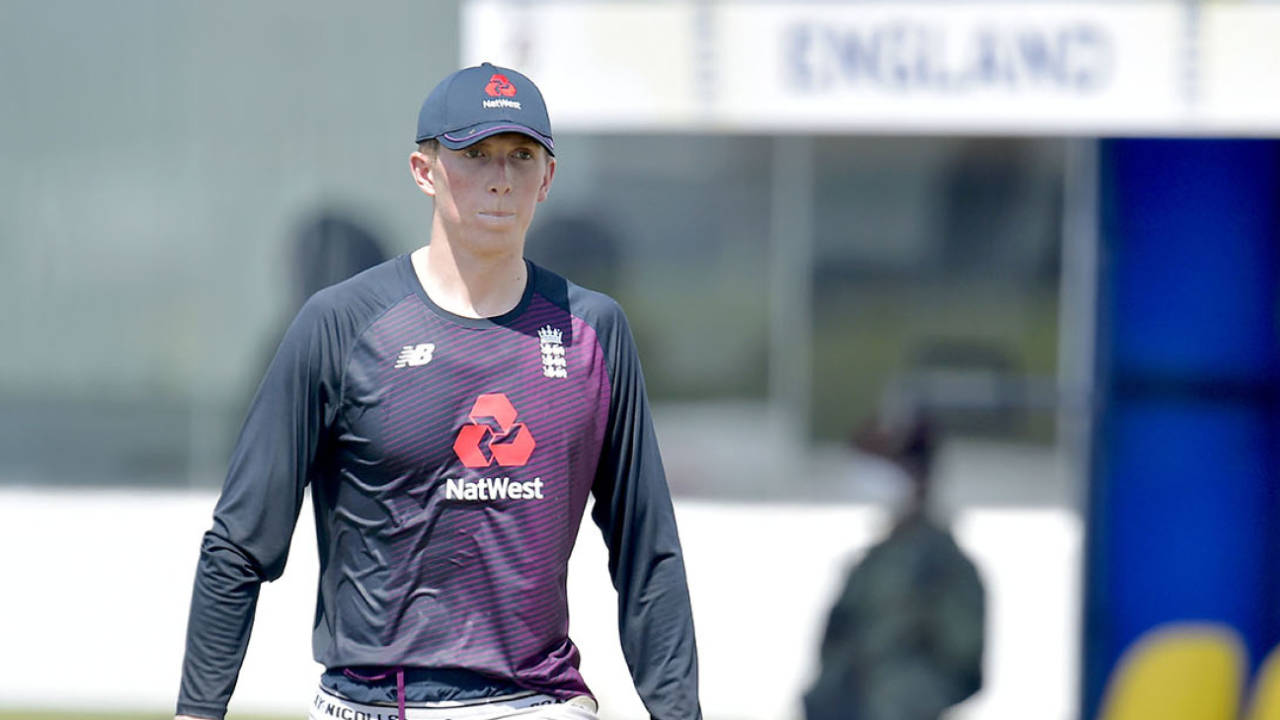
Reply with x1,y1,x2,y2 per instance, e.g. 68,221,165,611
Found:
1,1,1277,719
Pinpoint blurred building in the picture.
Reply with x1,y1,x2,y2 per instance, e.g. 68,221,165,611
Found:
0,2,1068,495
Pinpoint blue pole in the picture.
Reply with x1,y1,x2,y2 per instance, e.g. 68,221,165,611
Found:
1084,139,1280,719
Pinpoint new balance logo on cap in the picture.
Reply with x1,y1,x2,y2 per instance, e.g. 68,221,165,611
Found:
394,343,435,368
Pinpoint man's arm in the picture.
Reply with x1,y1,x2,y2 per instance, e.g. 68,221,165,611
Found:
176,295,342,719
589,305,702,720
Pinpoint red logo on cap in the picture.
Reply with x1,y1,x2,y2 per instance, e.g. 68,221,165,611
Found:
485,74,517,98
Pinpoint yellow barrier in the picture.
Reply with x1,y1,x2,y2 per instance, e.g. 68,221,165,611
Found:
1098,623,1245,720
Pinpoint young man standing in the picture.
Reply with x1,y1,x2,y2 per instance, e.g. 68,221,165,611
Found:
176,63,702,720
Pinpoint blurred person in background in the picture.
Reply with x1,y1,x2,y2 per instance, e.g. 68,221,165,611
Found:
292,211,391,308
176,63,700,720
238,211,389,422
804,412,985,720
525,213,623,297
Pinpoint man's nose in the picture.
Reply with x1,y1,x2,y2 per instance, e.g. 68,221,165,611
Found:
488,159,512,194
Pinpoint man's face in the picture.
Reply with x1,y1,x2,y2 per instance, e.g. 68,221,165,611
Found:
414,133,555,253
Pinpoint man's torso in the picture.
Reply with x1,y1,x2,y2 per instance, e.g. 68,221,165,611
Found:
308,256,613,696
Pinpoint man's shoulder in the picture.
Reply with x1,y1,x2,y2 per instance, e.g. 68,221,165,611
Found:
309,256,409,310
529,261,627,329
290,256,414,343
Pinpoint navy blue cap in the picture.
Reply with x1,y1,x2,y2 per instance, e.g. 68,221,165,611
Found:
416,62,554,155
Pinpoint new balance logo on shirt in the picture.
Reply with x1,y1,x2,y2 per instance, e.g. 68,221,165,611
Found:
394,343,435,368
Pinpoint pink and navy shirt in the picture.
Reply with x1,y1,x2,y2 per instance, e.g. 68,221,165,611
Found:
177,255,700,719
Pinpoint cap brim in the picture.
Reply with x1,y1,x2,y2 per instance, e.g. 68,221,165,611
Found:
434,122,555,155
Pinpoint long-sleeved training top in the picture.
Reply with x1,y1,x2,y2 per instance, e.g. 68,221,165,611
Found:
177,255,701,720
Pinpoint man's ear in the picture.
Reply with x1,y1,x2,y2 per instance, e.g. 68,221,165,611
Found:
410,151,437,198
537,157,556,203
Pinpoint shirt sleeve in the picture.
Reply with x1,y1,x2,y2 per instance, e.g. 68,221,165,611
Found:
176,295,345,719
589,306,702,720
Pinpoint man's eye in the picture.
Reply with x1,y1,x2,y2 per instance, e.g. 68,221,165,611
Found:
514,150,533,160
463,148,483,159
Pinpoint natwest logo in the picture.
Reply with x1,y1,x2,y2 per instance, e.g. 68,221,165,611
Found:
485,73,517,98
453,393,536,468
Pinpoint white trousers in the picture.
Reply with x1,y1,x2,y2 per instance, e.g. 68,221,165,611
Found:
308,683,600,720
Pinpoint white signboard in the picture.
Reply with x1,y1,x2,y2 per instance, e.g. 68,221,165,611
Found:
463,1,1280,135
1199,4,1280,133
714,3,1183,134
463,2,702,129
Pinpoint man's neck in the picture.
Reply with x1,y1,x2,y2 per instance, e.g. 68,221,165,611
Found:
410,241,528,319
